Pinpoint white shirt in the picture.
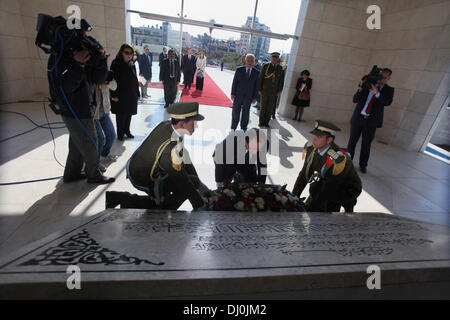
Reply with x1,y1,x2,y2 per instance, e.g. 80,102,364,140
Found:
361,85,383,116
318,146,330,157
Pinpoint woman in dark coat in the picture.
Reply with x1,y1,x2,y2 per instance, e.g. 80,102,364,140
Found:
110,44,140,140
291,70,312,122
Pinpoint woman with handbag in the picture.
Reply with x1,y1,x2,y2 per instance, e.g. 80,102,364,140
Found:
291,70,312,121
195,51,207,91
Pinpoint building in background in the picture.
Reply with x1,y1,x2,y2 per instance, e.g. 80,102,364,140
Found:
240,17,271,59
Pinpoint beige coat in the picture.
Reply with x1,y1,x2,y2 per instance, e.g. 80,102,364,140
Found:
93,80,117,120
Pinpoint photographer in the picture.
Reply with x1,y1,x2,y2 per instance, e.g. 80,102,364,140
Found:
48,40,115,184
347,68,394,174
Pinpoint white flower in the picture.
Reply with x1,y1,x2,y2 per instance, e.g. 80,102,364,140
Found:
246,188,255,194
223,189,236,197
234,201,245,210
255,197,265,209
274,193,281,201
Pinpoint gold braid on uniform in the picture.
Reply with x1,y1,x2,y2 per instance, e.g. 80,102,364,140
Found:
150,138,172,182
327,149,347,176
302,141,313,160
264,64,275,79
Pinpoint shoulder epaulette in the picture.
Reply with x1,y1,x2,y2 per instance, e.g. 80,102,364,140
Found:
302,141,313,160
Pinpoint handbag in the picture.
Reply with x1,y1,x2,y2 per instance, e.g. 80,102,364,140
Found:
298,89,310,100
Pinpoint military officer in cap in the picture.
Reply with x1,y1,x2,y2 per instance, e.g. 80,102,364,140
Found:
105,101,208,210
293,120,362,212
258,52,284,128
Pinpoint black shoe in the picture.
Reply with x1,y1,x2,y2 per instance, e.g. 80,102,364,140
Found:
125,133,134,139
63,173,86,183
87,175,115,184
360,166,367,174
117,136,124,141
106,191,125,208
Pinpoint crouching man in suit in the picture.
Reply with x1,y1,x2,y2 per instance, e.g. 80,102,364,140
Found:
213,128,268,187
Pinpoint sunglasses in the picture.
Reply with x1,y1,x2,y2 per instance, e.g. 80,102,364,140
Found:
123,51,133,55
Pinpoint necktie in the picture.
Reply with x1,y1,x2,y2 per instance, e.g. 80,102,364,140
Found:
170,60,174,78
365,86,380,115
246,69,250,80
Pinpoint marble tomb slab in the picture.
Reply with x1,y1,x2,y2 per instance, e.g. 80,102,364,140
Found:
0,210,449,299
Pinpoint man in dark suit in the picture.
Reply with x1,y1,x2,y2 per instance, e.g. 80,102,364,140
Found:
347,68,395,173
159,47,168,66
231,53,259,131
213,128,268,187
138,45,152,98
181,48,196,90
159,49,181,108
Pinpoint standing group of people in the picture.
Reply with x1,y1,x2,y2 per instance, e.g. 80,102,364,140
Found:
231,52,286,131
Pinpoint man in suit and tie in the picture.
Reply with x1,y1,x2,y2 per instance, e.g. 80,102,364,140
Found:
181,48,196,90
230,54,259,131
347,68,395,173
159,49,181,108
159,47,168,66
138,45,152,98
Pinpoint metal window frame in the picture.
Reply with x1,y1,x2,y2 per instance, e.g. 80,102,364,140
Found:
127,0,298,53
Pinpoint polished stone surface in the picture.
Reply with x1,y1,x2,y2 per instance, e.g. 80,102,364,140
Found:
0,209,449,298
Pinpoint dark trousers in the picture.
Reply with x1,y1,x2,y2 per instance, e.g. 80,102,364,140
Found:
231,100,251,130
163,79,177,107
196,76,204,90
259,92,278,126
115,114,132,138
183,71,193,88
347,119,377,168
62,116,101,180
141,78,149,97
119,175,201,210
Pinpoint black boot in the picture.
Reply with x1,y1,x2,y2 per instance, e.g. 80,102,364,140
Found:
106,191,126,208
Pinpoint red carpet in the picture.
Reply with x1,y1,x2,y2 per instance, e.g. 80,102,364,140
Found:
179,73,232,107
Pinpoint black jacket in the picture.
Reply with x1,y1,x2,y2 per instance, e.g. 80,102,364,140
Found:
110,58,140,115
213,131,268,184
138,53,152,80
159,58,181,83
231,66,260,106
350,84,394,128
48,55,108,119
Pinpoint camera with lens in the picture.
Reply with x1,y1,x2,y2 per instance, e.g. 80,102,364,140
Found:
360,65,382,92
35,13,106,65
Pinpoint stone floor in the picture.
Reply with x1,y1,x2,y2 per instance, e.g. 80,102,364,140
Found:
0,66,449,258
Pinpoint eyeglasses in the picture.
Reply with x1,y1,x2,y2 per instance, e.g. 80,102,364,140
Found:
123,51,133,55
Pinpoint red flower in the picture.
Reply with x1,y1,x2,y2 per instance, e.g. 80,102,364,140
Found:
217,196,230,209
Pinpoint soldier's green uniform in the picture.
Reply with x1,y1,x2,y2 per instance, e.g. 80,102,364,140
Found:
106,102,206,210
258,52,284,127
293,120,362,212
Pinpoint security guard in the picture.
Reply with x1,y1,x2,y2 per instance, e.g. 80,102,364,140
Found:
106,102,208,210
293,120,362,212
258,52,284,128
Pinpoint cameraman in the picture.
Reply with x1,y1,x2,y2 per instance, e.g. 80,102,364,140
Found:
48,42,115,184
347,68,394,174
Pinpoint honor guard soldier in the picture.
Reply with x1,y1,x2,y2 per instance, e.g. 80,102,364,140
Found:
293,120,362,212
106,102,208,210
258,52,284,128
